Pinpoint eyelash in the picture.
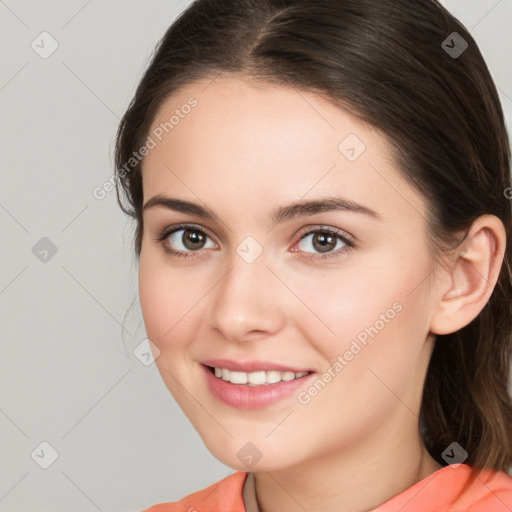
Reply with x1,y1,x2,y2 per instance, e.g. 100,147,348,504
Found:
154,223,355,261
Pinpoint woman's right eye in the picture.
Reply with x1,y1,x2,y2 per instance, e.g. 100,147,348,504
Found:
156,225,216,258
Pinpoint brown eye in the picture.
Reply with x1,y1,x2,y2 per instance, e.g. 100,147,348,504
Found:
161,226,216,255
294,227,354,260
181,229,207,250
311,231,337,253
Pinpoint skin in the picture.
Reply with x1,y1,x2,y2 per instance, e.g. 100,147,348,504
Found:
138,75,506,512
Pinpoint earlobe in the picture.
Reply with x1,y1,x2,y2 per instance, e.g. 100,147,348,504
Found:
429,215,506,336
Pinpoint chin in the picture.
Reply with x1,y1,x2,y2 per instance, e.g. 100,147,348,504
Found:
200,434,304,473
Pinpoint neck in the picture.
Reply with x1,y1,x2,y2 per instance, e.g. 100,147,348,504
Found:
252,416,442,512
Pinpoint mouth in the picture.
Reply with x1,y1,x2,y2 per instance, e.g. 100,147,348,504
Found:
200,360,315,409
205,365,311,386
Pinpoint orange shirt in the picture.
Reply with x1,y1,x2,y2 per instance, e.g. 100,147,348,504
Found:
142,464,512,512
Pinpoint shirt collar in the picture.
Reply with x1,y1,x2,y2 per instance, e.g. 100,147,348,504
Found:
242,472,260,512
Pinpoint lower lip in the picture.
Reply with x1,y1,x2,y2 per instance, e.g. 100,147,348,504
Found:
202,365,314,409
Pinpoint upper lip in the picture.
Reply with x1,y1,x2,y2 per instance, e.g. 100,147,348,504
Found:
201,358,312,373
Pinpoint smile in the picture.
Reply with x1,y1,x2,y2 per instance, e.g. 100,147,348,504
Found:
211,367,310,386
201,362,314,409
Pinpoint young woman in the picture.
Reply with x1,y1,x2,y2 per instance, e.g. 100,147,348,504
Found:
114,0,512,510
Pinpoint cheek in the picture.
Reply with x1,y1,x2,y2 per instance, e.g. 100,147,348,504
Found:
290,243,432,373
291,252,411,337
138,252,202,346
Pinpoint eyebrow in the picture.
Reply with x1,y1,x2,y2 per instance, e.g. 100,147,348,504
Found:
142,194,381,226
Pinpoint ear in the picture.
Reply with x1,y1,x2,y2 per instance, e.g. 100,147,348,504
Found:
429,215,507,336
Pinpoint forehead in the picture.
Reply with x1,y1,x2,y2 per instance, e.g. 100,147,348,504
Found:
145,75,375,168
141,75,427,226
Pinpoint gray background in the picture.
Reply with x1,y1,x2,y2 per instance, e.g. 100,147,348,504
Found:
1,1,511,511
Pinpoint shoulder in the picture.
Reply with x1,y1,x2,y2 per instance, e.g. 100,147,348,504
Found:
140,472,248,512
459,466,512,511
374,464,512,512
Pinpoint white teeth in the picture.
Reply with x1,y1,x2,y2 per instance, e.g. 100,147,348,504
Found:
212,367,309,386
229,371,248,384
266,370,282,384
248,371,267,385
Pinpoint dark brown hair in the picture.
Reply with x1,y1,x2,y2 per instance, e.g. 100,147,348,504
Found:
114,0,512,471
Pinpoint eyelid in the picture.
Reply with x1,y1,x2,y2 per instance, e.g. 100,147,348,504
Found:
155,222,216,242
294,224,355,244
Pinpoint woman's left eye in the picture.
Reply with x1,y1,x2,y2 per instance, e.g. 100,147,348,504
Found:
293,228,354,260
155,224,354,260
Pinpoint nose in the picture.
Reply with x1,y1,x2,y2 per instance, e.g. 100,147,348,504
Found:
206,251,286,342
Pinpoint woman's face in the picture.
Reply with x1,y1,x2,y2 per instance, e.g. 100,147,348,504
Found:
138,76,441,472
